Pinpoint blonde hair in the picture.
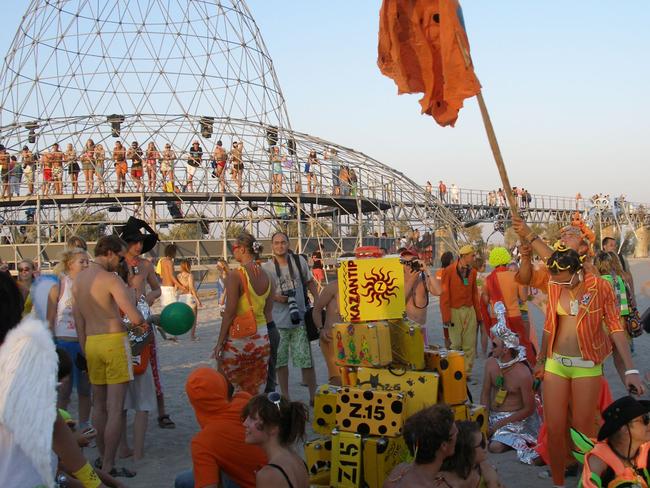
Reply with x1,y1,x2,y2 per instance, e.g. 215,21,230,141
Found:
180,259,192,273
54,247,89,275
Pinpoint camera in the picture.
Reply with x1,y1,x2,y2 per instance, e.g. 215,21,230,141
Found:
283,289,301,324
400,258,422,272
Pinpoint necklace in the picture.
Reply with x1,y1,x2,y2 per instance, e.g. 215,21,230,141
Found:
567,282,583,316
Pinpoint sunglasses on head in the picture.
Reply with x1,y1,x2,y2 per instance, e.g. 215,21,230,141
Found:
267,391,281,411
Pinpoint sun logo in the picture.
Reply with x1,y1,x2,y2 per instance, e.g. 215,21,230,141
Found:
360,268,398,305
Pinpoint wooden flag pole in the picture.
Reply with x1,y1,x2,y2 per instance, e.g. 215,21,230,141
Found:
455,33,520,218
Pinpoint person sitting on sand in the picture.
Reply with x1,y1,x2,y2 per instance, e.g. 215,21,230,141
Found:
242,393,309,488
480,302,540,465
440,420,503,488
384,404,458,488
174,368,267,488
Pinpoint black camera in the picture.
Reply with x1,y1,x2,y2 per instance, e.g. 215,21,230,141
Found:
401,258,422,272
283,289,301,324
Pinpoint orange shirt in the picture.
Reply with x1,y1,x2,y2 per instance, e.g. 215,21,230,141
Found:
543,273,623,364
485,270,522,318
440,261,481,323
187,368,267,488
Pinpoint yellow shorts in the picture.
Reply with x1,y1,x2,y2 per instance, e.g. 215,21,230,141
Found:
85,332,133,385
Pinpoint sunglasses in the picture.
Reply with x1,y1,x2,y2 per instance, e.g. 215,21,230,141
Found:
548,272,576,287
267,391,281,411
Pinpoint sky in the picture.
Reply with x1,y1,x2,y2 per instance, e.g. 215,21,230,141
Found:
1,1,648,202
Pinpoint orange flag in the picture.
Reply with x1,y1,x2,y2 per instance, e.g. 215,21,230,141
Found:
378,0,481,127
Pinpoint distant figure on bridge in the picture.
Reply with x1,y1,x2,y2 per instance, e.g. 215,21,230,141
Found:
161,143,176,189
497,188,506,206
50,143,64,195
270,145,283,193
0,145,11,199
212,140,228,192
20,146,35,196
113,140,127,193
575,192,583,209
127,141,144,193
230,141,244,194
438,180,447,201
145,142,160,192
305,150,318,193
64,143,79,194
82,139,95,194
488,190,496,206
94,143,106,194
186,140,203,192
327,148,340,195
451,183,460,204
425,180,432,194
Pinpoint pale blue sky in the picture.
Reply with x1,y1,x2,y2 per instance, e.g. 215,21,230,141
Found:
2,1,648,201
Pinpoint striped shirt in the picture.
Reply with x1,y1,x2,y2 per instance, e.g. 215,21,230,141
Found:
601,274,630,316
543,273,624,364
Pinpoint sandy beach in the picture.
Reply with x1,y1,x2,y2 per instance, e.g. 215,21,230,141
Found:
74,259,650,488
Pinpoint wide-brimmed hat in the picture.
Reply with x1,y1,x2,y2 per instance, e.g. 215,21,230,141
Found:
118,217,158,254
598,396,650,441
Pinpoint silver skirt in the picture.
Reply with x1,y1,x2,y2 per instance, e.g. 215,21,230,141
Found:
489,410,541,464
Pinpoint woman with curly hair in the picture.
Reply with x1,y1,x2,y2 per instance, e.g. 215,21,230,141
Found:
214,232,274,395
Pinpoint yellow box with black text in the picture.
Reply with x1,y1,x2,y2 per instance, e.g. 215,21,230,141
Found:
331,430,363,488
356,367,439,417
336,386,405,437
333,322,392,368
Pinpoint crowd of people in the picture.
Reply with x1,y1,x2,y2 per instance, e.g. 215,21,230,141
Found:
1,208,649,487
0,140,361,199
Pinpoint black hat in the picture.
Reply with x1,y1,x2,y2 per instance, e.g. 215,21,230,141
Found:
598,396,650,441
118,217,158,254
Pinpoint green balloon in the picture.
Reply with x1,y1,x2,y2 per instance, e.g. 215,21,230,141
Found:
160,302,195,335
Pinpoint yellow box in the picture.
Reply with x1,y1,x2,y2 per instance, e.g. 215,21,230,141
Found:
362,435,409,488
339,366,358,387
451,402,469,421
305,436,332,483
313,385,339,435
338,257,405,322
333,322,392,368
388,318,426,370
336,386,405,437
331,430,362,488
356,367,439,418
469,403,488,438
438,349,467,405
424,346,441,372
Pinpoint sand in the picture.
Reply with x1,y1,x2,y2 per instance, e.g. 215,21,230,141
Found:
76,259,650,488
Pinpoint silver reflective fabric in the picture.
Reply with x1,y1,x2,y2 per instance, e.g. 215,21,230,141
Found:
489,410,541,465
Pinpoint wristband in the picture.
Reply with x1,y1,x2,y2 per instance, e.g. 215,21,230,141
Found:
625,369,640,376
72,462,101,488
524,232,539,243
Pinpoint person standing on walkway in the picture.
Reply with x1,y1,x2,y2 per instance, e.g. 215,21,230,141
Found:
262,232,319,405
440,245,482,378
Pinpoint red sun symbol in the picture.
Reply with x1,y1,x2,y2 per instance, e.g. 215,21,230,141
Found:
360,267,398,305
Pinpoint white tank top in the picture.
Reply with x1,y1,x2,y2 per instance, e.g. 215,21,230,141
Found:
54,275,77,339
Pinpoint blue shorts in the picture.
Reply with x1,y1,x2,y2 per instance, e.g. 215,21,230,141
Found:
56,339,92,396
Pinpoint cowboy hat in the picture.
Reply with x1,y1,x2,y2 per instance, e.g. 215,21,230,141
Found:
118,217,158,254
598,395,650,441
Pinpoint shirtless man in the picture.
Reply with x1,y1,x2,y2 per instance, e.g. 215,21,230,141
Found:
480,304,540,463
229,141,244,193
113,141,127,193
0,145,10,199
159,243,187,308
400,249,441,326
313,280,343,386
73,235,144,476
50,143,64,195
212,140,228,192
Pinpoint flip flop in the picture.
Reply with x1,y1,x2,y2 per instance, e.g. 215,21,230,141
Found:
158,414,176,429
109,467,136,478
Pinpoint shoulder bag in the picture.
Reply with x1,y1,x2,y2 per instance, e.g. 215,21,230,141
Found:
291,253,320,341
230,268,258,339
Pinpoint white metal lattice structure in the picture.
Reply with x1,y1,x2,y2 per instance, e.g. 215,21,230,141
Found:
0,0,290,134
0,0,466,265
